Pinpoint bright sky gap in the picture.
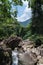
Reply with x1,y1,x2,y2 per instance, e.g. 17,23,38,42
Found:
11,0,32,22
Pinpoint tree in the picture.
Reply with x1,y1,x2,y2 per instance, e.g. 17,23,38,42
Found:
0,0,23,39
31,0,43,34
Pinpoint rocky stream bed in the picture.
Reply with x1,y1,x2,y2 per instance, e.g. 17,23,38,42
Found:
0,36,43,65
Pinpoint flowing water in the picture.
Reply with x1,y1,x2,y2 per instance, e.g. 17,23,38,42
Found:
12,49,18,65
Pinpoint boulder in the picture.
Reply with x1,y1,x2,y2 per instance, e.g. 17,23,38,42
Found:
37,46,43,56
18,39,33,52
18,39,43,65
0,47,12,65
31,48,40,56
18,52,37,65
37,57,43,65
4,36,22,50
40,49,43,56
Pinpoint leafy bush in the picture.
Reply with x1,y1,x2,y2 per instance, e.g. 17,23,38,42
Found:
34,39,42,47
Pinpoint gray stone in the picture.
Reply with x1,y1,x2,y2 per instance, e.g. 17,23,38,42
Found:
18,52,37,65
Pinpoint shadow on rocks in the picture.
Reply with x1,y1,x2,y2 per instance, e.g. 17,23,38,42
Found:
0,47,12,65
4,36,22,50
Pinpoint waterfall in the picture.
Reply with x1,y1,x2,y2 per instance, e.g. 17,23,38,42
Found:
12,49,18,65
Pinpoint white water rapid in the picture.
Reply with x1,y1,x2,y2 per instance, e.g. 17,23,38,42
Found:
12,49,18,65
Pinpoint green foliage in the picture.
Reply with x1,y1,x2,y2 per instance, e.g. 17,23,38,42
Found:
31,0,43,34
23,31,31,40
0,0,43,41
28,34,43,43
0,18,20,39
13,0,23,5
31,0,43,8
23,23,32,40
0,0,23,40
34,39,42,47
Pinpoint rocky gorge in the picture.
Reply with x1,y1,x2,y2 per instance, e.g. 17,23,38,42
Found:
0,36,43,65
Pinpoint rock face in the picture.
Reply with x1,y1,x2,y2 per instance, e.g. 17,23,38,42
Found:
4,36,22,50
18,39,43,65
0,41,12,65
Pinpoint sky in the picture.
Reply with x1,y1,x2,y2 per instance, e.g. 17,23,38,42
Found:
17,0,32,22
12,0,32,22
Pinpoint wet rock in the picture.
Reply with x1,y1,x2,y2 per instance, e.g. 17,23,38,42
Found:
4,36,22,50
0,47,12,65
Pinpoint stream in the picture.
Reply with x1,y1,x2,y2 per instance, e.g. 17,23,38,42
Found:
12,49,18,65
